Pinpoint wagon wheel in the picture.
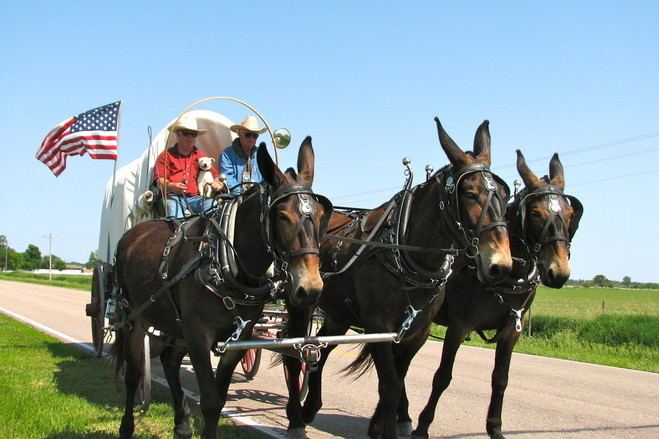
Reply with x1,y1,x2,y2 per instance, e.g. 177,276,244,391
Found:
283,360,309,401
88,265,106,357
138,334,152,411
240,348,262,379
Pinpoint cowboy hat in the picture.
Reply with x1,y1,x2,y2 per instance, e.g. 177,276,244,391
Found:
230,115,267,134
168,113,207,135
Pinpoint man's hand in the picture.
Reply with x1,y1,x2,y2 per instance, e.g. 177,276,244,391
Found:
210,178,224,192
170,182,187,195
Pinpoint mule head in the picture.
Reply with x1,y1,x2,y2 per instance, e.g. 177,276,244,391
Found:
435,117,512,284
257,137,332,307
515,150,583,288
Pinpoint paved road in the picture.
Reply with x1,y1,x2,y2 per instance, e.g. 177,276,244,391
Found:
1,279,658,438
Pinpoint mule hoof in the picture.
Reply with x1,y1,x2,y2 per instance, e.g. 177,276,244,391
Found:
173,424,193,439
287,427,308,439
398,421,413,437
410,433,429,439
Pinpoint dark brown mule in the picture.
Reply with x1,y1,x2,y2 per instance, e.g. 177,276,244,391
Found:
411,150,583,439
284,118,513,439
111,138,331,439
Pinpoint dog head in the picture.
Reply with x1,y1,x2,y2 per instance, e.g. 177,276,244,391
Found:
197,156,215,171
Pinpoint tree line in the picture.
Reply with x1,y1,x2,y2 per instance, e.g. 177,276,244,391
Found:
1,235,657,288
566,275,659,290
0,235,97,271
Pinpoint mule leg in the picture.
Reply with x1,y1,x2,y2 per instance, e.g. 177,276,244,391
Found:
119,327,146,439
283,306,314,436
300,320,347,424
185,333,221,439
397,383,413,437
393,337,428,437
368,343,402,439
160,344,192,439
285,355,309,439
486,327,520,439
213,349,245,434
412,324,468,438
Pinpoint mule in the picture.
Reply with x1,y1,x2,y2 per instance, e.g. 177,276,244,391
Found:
411,150,583,439
284,118,513,439
111,138,332,439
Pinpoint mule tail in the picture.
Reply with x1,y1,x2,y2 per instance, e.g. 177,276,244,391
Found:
341,343,374,378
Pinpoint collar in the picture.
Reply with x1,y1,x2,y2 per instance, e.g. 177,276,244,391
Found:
232,138,256,159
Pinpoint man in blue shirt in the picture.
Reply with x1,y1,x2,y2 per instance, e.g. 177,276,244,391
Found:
220,115,266,196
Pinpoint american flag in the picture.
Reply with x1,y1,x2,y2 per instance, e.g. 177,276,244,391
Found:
35,101,121,176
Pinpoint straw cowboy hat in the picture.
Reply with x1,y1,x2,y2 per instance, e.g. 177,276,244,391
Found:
168,113,207,135
230,115,267,134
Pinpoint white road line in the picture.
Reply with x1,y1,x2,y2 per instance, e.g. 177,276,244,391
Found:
0,305,283,439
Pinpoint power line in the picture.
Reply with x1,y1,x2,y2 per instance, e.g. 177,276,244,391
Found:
493,131,659,170
332,131,659,202
571,169,659,188
497,145,659,181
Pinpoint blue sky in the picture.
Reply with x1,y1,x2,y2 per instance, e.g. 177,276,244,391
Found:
1,1,657,282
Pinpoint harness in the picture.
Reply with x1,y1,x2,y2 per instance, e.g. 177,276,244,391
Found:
476,184,582,344
323,161,510,341
112,183,332,341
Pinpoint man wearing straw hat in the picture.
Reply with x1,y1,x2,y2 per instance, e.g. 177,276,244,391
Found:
154,113,224,218
220,115,266,196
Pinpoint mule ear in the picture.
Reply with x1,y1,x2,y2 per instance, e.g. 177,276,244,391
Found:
473,120,491,166
296,136,315,186
257,142,287,188
516,149,542,188
435,117,468,167
548,153,565,190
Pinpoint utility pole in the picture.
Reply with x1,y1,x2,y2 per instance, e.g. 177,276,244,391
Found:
49,233,52,280
42,233,53,280
0,236,7,271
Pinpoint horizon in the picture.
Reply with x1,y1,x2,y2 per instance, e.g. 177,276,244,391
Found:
1,2,658,282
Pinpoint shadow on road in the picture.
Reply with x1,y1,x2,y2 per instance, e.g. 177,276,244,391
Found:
446,423,659,438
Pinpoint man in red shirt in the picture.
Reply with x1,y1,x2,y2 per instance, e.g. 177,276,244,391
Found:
154,114,224,218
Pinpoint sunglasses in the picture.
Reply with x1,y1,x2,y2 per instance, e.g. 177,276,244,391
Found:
179,130,198,138
243,131,259,139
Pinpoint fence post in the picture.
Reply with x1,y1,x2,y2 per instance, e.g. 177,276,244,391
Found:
602,301,605,314
527,308,532,337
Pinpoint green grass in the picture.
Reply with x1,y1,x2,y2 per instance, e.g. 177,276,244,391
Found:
531,285,659,318
430,286,659,373
0,314,258,439
0,271,92,291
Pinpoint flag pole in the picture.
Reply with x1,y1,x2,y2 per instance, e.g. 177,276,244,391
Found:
109,100,122,207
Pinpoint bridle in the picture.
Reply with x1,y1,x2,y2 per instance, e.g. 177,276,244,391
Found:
516,185,583,256
264,183,333,271
437,163,510,258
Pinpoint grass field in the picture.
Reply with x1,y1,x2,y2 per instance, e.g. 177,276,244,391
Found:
430,285,659,373
2,272,658,372
0,313,258,439
0,271,91,291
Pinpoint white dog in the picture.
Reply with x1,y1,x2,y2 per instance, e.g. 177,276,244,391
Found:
197,157,216,197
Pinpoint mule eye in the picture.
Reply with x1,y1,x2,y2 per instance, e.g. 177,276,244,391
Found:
466,191,478,200
277,211,291,222
530,210,542,218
